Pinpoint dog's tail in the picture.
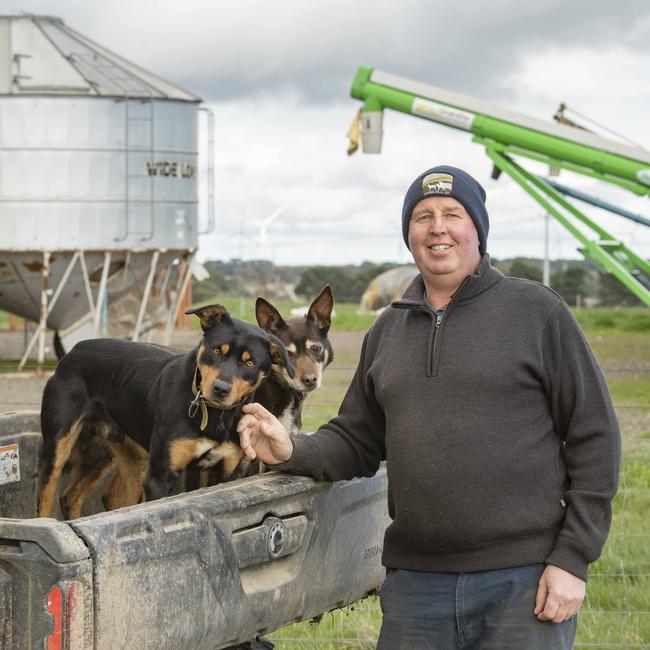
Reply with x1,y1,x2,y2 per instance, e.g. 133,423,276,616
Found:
53,331,66,360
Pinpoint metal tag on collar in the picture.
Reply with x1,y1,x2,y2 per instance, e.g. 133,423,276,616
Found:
188,391,202,419
188,392,209,431
189,366,209,430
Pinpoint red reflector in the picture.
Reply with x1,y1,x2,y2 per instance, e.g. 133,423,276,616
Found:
47,585,63,650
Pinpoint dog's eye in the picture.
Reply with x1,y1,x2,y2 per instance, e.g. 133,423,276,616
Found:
245,359,255,367
211,347,222,356
310,344,322,355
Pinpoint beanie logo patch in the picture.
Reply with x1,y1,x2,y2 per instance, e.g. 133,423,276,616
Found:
422,173,453,196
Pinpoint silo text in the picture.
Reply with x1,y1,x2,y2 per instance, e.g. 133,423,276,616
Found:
145,161,195,178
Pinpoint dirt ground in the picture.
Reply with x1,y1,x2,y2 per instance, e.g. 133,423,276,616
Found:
0,329,365,414
0,328,647,438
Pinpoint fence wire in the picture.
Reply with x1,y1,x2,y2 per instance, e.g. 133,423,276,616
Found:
268,362,650,648
1,334,648,647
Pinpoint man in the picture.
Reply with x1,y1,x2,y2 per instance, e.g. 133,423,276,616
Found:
237,165,620,649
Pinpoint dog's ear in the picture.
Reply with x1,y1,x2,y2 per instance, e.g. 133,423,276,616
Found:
306,285,334,335
185,304,230,331
266,334,295,378
255,297,286,334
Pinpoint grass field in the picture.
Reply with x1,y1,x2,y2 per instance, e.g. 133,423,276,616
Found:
1,303,649,646
254,307,649,649
185,296,378,332
185,300,650,335
125,298,650,646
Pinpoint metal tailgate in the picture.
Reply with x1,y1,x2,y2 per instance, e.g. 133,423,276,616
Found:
71,468,389,649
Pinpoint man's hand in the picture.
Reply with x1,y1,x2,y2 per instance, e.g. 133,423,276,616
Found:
237,403,293,465
534,564,586,623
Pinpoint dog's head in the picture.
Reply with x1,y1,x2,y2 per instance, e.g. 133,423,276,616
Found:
185,304,294,409
255,285,334,392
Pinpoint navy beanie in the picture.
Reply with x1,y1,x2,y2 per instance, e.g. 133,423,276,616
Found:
401,165,489,256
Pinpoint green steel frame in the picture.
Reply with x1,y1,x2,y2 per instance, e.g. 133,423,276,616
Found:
483,143,650,306
350,65,650,306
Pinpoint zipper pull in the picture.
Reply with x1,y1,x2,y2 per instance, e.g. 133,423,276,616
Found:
435,313,443,328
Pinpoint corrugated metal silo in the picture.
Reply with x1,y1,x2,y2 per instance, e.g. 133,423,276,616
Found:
0,14,214,366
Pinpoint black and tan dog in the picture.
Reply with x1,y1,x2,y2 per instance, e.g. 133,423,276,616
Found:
37,304,293,519
254,285,334,433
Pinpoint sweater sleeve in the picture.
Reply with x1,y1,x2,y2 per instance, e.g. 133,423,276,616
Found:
541,301,621,581
277,331,386,481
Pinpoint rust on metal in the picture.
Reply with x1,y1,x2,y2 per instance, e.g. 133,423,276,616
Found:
22,260,44,273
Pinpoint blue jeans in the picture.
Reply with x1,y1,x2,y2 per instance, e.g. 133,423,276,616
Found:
377,564,577,649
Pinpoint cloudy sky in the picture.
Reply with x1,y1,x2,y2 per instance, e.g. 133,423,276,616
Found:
3,0,650,265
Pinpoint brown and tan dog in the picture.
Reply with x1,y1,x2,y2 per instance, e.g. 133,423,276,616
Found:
38,304,293,519
254,285,334,433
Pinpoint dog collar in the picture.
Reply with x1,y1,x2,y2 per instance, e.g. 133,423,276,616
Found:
189,367,210,431
189,367,252,431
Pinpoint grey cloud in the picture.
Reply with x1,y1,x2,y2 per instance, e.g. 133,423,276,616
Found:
158,0,650,104
3,0,648,104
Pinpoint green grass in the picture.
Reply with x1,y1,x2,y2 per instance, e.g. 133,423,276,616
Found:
583,436,650,645
1,305,649,334
587,333,650,366
270,603,380,649
186,301,650,335
607,375,650,408
188,297,377,332
269,440,650,649
17,299,642,647
575,307,650,334
1,302,649,646
0,359,57,373
266,323,650,649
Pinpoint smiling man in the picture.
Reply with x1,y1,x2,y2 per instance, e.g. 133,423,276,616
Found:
406,178,482,308
238,165,621,649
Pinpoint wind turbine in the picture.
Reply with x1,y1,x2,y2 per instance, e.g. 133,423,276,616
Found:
256,205,287,261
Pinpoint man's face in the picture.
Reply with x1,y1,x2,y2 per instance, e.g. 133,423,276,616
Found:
407,196,481,283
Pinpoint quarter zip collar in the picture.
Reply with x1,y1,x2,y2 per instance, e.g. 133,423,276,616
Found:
390,255,503,377
401,277,470,377
392,254,504,310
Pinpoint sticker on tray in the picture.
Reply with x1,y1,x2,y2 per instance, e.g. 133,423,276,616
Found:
0,443,20,486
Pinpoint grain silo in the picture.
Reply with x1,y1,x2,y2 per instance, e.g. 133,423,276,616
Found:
0,14,214,367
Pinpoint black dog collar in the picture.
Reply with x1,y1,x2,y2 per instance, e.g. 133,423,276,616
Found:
189,366,252,432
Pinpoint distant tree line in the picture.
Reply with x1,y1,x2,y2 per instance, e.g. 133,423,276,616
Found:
493,258,643,307
194,259,399,304
194,258,644,307
295,262,398,303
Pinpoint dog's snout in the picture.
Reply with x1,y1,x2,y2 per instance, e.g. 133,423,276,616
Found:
212,379,232,398
302,373,318,388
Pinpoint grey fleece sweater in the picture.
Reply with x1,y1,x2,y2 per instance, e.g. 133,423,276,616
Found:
281,256,620,581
